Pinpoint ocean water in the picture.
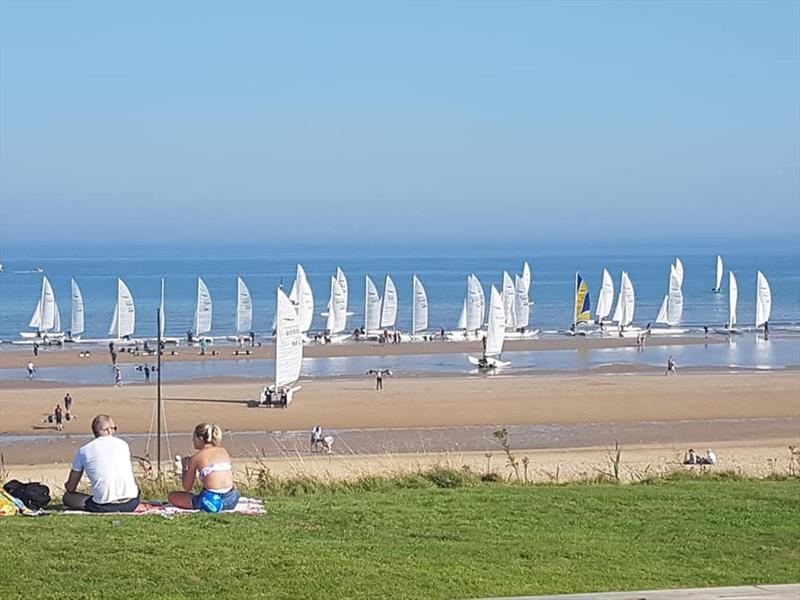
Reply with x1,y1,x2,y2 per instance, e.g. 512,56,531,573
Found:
1,244,798,341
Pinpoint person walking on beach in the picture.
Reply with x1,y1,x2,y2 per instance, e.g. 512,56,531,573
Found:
54,404,64,431
200,338,207,356
33,342,39,356
110,350,118,366
64,393,73,417
665,355,677,376
143,365,150,383
376,370,383,390
764,321,769,340
114,366,122,387
26,361,35,380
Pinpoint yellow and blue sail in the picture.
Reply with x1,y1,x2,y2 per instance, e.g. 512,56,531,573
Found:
575,273,591,325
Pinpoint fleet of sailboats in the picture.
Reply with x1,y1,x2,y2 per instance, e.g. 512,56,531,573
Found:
14,257,781,350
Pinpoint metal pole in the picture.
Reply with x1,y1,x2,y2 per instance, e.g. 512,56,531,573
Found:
156,308,162,477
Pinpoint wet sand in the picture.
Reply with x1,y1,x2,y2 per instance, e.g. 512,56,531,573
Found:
0,334,724,370
1,371,797,455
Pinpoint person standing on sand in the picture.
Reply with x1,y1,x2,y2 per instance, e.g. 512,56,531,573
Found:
665,355,677,376
54,404,64,431
143,365,150,383
64,393,73,417
26,361,35,380
376,370,383,390
114,366,122,387
310,426,323,452
33,342,39,356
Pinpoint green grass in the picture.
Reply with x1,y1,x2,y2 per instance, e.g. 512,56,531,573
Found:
1,479,798,599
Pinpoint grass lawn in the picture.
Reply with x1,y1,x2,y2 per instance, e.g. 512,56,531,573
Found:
1,479,798,599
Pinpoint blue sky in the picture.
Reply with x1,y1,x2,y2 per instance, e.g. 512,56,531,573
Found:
1,0,798,250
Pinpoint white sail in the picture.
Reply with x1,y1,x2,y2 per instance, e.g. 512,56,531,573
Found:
275,287,303,389
456,299,467,330
380,275,398,328
485,286,506,356
466,275,483,331
674,257,684,288
336,267,348,314
236,277,253,334
109,278,135,338
29,276,57,332
159,279,166,338
714,255,723,292
70,278,84,335
728,271,738,328
326,277,347,333
502,271,517,329
475,275,486,327
595,269,615,321
755,271,771,327
616,272,635,327
28,299,42,329
195,277,213,335
655,295,669,324
53,299,61,332
293,264,315,333
412,274,428,334
514,275,530,329
521,262,531,294
364,275,381,332
611,272,625,324
666,264,683,325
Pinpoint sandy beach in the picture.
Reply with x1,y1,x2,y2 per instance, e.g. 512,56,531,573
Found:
0,334,725,369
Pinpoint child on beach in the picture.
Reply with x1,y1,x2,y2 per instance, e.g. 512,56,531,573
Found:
665,356,677,375
26,361,35,379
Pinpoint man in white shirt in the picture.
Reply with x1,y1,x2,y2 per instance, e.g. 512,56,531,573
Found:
63,415,140,512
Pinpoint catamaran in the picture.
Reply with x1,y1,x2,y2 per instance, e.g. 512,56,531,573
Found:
717,271,740,333
712,255,724,293
235,277,253,336
363,275,382,336
468,286,509,369
21,275,62,340
502,271,516,331
324,276,348,340
595,268,615,325
263,287,303,406
608,271,637,335
379,275,398,332
652,264,685,333
755,271,772,330
289,264,314,335
570,272,592,335
108,278,136,340
193,277,213,340
410,274,428,339
66,278,84,341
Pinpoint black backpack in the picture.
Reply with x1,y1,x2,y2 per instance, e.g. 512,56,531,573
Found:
3,480,51,510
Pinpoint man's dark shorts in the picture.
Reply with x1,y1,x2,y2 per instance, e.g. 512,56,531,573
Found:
84,496,140,513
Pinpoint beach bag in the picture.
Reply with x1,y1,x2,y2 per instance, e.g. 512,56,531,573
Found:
3,480,51,510
0,490,20,516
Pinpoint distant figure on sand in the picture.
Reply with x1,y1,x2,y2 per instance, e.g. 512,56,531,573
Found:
764,321,769,340
63,415,140,513
684,448,697,464
310,425,323,452
54,405,64,431
64,393,73,417
33,342,39,356
26,361,35,380
168,423,240,512
322,435,335,455
143,365,150,383
665,355,677,376
367,369,392,390
114,366,122,386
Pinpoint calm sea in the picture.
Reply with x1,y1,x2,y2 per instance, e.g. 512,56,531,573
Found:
1,243,798,341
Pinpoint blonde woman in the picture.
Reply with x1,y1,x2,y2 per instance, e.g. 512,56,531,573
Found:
168,423,239,512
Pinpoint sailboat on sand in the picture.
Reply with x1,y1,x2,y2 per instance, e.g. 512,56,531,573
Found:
21,275,62,340
261,287,303,407
108,278,136,340
468,286,510,370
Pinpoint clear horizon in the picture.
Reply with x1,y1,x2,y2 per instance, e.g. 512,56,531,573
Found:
1,0,798,247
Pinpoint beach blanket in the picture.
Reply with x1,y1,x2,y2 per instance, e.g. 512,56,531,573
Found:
59,497,266,516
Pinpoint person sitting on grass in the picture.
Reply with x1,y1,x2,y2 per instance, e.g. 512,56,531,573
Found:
63,415,140,513
168,423,240,512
